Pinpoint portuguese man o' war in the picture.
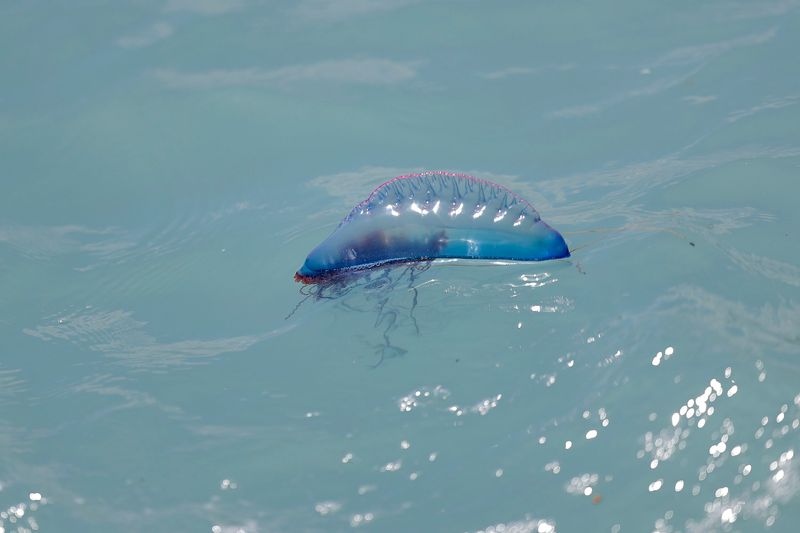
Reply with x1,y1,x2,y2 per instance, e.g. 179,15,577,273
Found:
295,171,569,283
295,171,569,284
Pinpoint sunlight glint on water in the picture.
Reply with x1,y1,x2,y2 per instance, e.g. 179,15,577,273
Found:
1,1,800,531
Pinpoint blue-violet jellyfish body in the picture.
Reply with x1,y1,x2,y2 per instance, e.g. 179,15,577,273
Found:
295,172,569,283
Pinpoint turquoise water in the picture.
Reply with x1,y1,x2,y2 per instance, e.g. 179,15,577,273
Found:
2,1,800,531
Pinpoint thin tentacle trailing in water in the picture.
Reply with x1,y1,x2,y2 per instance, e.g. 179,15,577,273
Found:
295,171,569,284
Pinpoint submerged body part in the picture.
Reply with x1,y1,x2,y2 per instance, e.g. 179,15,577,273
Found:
295,171,569,283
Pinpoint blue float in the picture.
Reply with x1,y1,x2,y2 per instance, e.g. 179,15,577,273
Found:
295,171,569,283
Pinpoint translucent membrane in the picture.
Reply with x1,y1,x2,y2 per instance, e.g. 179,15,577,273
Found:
295,172,569,283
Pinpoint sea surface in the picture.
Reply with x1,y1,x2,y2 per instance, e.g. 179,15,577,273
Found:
2,1,800,532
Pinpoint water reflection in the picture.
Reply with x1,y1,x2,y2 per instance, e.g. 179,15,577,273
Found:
23,306,293,370
3,0,800,530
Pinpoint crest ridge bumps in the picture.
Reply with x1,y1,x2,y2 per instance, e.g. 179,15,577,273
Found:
342,172,541,225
